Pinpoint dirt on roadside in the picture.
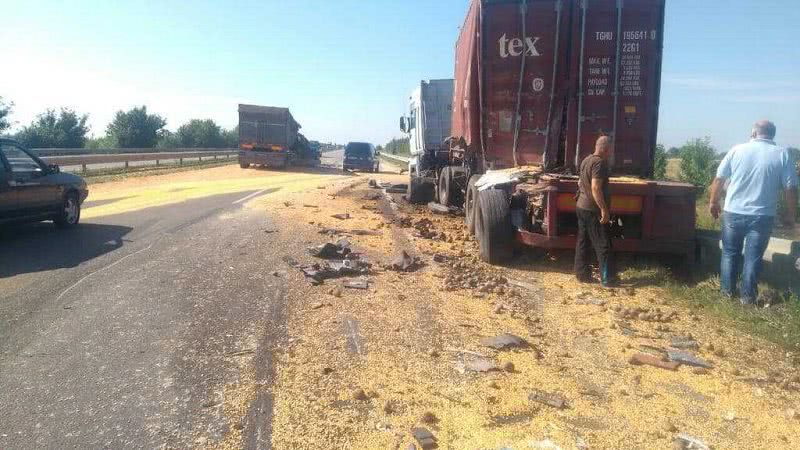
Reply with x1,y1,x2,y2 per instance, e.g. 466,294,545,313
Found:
234,173,799,450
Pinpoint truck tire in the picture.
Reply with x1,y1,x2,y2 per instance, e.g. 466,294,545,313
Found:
475,189,513,264
240,162,250,169
464,175,480,235
437,167,453,206
408,176,435,204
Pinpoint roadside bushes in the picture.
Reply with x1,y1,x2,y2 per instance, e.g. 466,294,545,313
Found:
679,137,719,192
653,144,668,180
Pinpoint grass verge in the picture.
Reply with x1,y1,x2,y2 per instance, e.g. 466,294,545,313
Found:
622,264,800,351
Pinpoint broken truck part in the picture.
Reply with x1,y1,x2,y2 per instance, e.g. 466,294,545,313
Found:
404,0,697,265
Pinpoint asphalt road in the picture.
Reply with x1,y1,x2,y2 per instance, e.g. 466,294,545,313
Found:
0,154,362,448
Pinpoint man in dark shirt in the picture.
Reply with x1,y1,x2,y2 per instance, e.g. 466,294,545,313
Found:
574,136,615,286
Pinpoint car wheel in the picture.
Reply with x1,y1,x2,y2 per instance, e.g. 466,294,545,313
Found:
54,192,80,228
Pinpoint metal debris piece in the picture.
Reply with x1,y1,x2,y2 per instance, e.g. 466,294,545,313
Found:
480,333,528,350
363,192,383,200
673,433,710,450
528,389,568,409
300,260,369,284
389,250,423,272
343,278,369,290
427,202,451,215
670,336,700,350
628,353,680,371
331,213,351,220
282,255,300,267
455,357,498,374
385,184,408,194
411,427,437,449
667,349,713,369
308,239,352,259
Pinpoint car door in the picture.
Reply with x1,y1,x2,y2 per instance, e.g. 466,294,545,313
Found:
0,142,59,216
0,154,17,220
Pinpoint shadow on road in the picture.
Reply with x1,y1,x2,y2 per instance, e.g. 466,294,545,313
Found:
0,222,133,278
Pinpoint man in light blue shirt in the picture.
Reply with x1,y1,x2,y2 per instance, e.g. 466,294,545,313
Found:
709,120,798,305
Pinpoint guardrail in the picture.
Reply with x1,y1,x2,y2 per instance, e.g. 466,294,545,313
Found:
39,150,238,172
31,147,238,157
380,153,410,164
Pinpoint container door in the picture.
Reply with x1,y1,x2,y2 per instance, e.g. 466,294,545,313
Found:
568,0,665,176
482,0,566,169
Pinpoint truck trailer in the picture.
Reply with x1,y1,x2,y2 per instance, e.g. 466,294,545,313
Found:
416,0,697,265
238,104,302,169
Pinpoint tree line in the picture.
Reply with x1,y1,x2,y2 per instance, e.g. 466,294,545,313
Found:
0,96,237,149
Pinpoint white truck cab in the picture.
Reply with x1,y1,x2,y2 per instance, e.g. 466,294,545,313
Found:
399,79,454,177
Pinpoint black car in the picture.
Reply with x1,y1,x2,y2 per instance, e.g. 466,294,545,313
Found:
0,139,88,227
342,142,380,172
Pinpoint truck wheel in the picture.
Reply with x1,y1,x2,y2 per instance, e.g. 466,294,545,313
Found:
408,176,435,204
240,162,250,169
475,189,513,264
465,175,480,235
437,167,453,206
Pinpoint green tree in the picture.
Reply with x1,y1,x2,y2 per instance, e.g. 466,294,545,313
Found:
653,144,667,180
84,135,116,149
667,146,681,157
176,119,224,148
106,106,166,148
384,137,410,156
679,137,719,191
0,97,12,134
16,108,90,148
156,130,181,149
222,126,238,148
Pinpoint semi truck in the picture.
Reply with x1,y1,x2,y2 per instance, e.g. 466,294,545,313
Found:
411,0,697,265
238,104,318,169
399,79,455,203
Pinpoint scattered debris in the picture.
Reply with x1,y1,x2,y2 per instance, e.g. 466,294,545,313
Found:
427,202,459,215
385,184,408,194
310,302,324,310
411,427,437,449
528,389,568,409
322,367,334,375
283,201,293,207
670,336,700,350
420,412,438,425
480,333,528,350
455,357,499,374
502,361,515,372
343,278,370,290
383,400,398,415
352,388,368,401
303,204,318,208
667,349,713,369
388,250,423,272
692,367,709,375
300,260,369,284
362,192,383,200
673,433,710,450
331,213,351,220
328,286,343,298
628,353,680,371
308,239,353,259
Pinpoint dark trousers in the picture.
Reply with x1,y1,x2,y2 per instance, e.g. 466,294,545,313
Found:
574,208,615,284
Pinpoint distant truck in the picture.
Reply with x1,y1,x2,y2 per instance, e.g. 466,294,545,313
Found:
409,0,697,266
238,104,318,169
399,79,455,203
342,142,380,172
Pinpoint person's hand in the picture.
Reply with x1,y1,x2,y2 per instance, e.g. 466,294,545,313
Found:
709,201,721,220
599,208,611,225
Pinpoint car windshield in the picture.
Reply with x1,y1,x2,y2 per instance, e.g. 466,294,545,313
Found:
345,143,371,158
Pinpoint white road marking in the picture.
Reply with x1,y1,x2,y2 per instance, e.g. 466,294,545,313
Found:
233,189,271,205
56,241,157,302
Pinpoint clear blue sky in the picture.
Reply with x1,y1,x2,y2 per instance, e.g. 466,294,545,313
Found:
1,0,798,152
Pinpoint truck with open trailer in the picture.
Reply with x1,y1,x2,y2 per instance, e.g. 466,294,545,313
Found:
238,104,318,169
408,0,697,265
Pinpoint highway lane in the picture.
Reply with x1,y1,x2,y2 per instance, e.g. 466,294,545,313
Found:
0,161,353,448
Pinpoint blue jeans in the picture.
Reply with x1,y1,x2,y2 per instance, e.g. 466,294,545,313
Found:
720,212,774,303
